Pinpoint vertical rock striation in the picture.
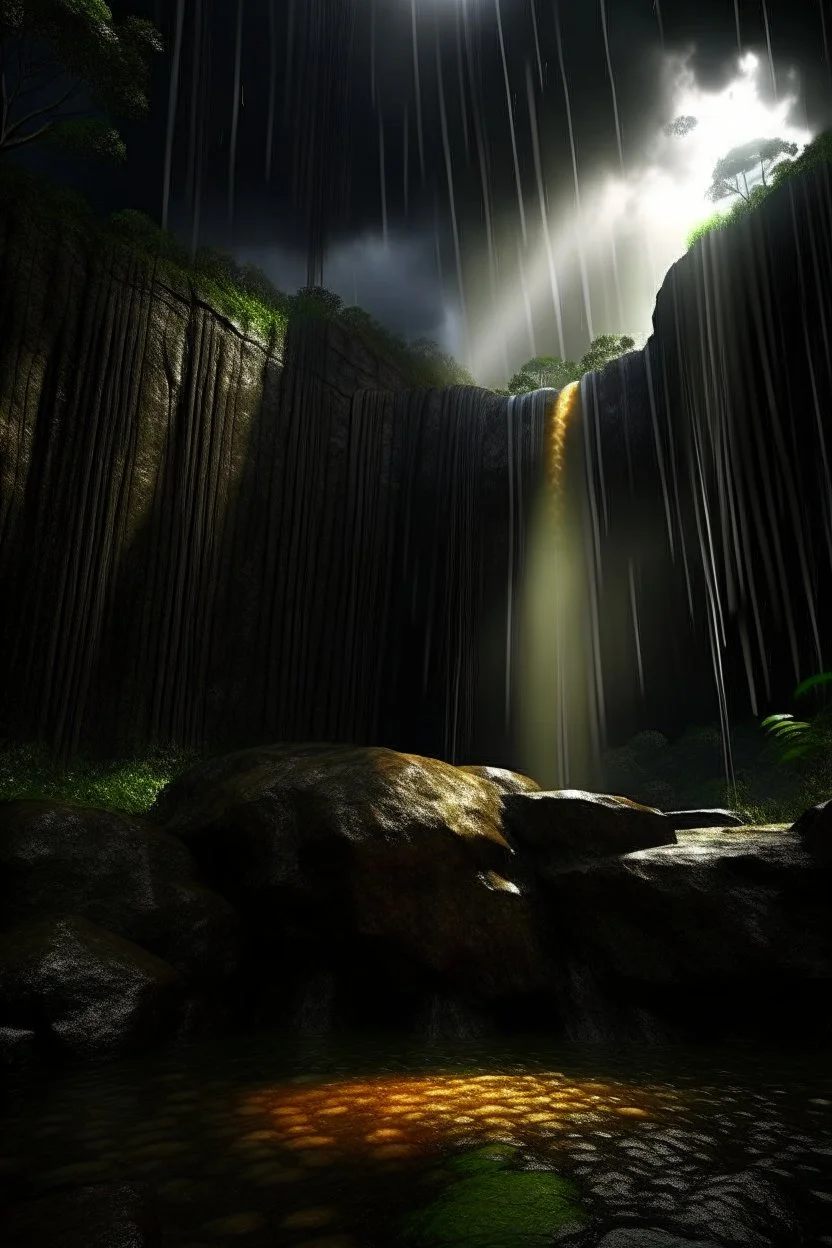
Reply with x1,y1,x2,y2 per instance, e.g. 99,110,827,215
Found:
0,210,544,765
3,162,832,776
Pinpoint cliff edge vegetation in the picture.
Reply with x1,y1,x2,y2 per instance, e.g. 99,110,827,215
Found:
685,128,832,248
0,161,474,389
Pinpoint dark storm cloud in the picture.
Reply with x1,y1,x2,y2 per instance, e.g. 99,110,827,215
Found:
73,1,832,371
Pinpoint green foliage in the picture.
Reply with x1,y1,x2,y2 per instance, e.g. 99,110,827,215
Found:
0,0,163,159
761,672,832,763
600,717,828,822
508,355,580,394
405,336,476,386
687,129,832,248
706,137,799,205
628,729,669,755
400,1145,587,1246
578,333,635,374
0,739,204,814
0,158,473,386
664,114,698,137
294,284,343,317
686,210,730,249
506,335,635,394
109,207,187,262
0,155,93,224
45,116,126,162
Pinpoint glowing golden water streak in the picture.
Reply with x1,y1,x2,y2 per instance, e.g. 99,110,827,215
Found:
517,378,590,789
545,379,581,530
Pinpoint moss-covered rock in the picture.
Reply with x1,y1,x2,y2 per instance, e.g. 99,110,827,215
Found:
400,1144,588,1246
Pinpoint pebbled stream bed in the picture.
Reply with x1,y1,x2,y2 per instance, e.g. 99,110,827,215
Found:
2,1032,831,1247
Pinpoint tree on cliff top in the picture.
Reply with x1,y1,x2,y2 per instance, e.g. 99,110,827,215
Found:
0,0,162,160
706,137,799,205
507,335,636,394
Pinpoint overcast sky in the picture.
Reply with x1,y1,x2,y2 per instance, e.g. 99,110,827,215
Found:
45,0,832,384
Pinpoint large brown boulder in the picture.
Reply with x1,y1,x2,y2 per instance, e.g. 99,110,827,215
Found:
0,914,182,1056
150,743,553,1007
501,789,676,871
0,799,242,986
458,765,541,794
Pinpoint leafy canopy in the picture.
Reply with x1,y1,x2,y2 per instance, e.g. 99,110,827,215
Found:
664,114,698,137
687,130,832,249
706,137,798,204
762,672,832,763
506,334,636,395
0,0,162,159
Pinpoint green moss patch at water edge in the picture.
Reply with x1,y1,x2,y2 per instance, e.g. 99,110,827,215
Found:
400,1146,589,1246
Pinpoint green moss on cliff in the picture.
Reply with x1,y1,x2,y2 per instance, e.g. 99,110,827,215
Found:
0,163,470,386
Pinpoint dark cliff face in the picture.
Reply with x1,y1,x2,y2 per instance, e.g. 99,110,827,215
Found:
0,209,427,759
575,162,832,747
0,206,540,767
0,164,830,774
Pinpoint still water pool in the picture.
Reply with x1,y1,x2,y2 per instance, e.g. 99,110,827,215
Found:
3,1031,832,1246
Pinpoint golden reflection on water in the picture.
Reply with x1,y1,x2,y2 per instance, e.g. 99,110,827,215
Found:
234,1071,683,1165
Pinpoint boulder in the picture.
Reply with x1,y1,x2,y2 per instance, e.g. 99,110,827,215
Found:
4,1182,161,1248
0,799,242,985
501,789,676,869
540,828,832,1041
664,808,745,830
0,914,182,1056
150,743,554,1009
458,765,541,794
790,798,832,863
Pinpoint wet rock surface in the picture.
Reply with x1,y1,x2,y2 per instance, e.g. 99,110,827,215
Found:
663,809,745,831
0,799,242,985
0,746,830,1052
541,826,832,1043
0,914,183,1056
149,744,553,1010
500,789,676,864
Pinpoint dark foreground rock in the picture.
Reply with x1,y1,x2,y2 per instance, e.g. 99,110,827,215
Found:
1,743,830,1055
0,799,242,985
541,827,832,1042
150,743,554,1018
790,798,832,863
664,808,745,830
0,914,182,1056
5,1182,161,1248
